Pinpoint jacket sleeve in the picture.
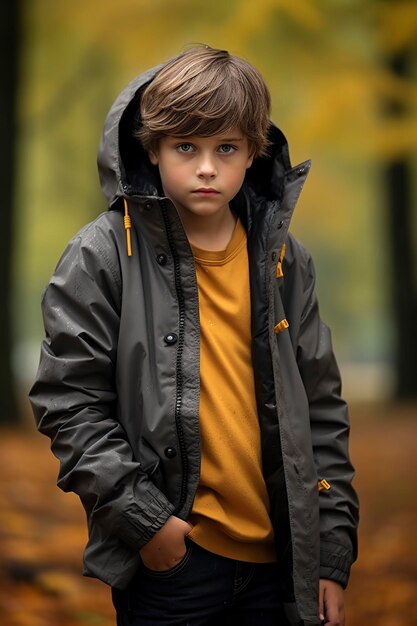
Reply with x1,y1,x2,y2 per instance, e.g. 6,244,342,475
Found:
296,250,359,588
29,225,175,552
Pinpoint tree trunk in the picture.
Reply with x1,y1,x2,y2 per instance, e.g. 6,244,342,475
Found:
0,0,19,422
386,52,417,399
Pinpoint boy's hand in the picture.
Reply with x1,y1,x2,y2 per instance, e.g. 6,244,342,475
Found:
319,579,345,626
139,515,192,572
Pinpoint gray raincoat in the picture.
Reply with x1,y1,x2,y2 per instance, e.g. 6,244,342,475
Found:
30,61,358,626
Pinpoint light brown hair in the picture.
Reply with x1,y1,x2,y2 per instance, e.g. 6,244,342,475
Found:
136,46,271,158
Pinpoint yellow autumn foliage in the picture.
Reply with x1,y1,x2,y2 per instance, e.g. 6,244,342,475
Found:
15,0,417,382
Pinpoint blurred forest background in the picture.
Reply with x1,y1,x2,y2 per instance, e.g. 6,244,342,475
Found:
1,0,417,625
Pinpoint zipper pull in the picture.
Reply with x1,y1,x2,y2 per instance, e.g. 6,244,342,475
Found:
274,319,289,334
276,242,286,278
318,479,331,492
123,198,132,257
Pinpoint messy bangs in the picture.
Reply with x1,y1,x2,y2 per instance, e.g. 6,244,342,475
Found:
136,46,271,158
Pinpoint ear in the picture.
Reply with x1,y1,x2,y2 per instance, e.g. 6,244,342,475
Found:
148,150,159,166
246,152,255,169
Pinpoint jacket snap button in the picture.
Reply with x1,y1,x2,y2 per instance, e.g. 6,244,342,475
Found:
271,251,277,261
144,201,152,210
164,446,177,459
164,333,178,345
277,220,284,229
156,253,167,265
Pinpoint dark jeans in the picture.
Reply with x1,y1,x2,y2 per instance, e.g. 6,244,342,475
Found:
112,539,294,626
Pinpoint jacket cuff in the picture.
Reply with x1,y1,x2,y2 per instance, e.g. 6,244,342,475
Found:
319,539,353,589
121,489,176,552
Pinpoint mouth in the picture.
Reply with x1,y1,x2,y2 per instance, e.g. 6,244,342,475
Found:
192,188,220,196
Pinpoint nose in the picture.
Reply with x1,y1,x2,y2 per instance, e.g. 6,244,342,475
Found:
196,153,217,179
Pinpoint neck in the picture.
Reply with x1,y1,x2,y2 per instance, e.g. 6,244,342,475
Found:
178,206,237,251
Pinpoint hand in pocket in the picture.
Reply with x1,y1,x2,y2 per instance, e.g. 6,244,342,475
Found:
139,516,192,572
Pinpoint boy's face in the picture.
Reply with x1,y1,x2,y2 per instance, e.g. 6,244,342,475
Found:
149,129,253,224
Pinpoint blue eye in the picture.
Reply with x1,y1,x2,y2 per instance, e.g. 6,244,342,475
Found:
218,144,236,154
177,144,194,153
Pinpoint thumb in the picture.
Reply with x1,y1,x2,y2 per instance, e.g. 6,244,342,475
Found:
319,580,325,622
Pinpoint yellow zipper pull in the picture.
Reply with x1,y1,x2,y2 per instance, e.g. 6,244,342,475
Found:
318,479,331,492
123,198,132,257
276,242,286,278
274,319,289,334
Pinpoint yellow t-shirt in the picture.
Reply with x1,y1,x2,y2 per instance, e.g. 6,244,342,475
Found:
188,218,276,563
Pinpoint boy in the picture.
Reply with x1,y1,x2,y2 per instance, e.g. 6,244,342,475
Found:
30,46,359,626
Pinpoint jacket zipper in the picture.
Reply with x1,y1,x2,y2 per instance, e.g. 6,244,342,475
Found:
160,200,189,513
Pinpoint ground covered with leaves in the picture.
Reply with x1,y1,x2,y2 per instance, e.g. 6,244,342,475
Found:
0,405,416,626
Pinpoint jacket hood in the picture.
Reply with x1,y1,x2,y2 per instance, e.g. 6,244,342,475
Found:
97,58,298,211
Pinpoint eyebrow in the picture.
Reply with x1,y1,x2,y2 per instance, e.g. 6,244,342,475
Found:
171,136,244,142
